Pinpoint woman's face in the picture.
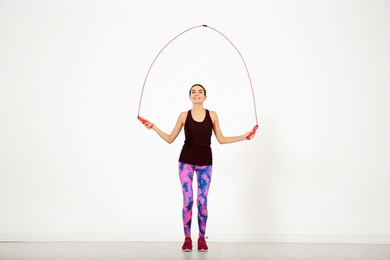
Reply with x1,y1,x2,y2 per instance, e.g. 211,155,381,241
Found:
189,85,207,103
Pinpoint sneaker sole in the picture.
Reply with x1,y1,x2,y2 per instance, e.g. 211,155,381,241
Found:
182,249,192,252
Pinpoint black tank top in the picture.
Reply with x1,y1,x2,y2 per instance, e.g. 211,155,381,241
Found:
179,109,213,165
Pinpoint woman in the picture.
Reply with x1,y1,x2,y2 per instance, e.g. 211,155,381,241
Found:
142,84,256,251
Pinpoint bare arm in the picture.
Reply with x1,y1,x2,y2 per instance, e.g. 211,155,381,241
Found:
143,112,186,144
210,111,255,144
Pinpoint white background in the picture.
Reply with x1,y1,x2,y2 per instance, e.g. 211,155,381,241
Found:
1,0,390,243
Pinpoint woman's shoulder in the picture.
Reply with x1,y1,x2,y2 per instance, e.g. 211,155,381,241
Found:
207,110,217,116
178,111,188,120
180,110,189,116
207,110,218,123
175,111,188,125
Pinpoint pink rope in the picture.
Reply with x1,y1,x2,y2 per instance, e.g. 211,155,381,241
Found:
137,25,258,126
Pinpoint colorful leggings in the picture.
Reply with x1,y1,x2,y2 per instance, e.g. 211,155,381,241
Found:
179,162,212,237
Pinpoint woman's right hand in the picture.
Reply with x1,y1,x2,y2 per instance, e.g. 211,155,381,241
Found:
143,120,154,129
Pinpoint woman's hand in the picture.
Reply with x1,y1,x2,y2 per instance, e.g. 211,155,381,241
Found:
245,127,258,140
245,125,258,140
143,120,154,129
243,131,252,140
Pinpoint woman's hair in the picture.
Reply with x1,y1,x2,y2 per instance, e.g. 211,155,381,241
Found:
189,84,207,96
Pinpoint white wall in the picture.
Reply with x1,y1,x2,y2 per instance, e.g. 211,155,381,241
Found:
1,0,390,244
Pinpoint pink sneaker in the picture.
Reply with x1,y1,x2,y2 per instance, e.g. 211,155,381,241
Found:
197,236,208,251
182,237,192,252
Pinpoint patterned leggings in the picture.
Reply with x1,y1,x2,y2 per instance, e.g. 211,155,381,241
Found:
178,162,212,237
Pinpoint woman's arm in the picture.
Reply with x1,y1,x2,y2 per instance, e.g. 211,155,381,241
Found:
143,112,187,144
210,111,255,144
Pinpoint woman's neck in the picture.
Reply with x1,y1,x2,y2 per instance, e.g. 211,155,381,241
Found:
192,104,204,112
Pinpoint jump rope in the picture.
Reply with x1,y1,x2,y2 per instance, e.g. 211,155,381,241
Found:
137,25,259,140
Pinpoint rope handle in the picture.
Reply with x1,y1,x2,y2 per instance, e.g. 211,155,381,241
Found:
138,116,153,129
246,125,259,140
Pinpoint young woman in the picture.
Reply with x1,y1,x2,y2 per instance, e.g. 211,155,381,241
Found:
142,84,256,251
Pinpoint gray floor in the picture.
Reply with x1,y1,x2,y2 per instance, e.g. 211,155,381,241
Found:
0,242,390,260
